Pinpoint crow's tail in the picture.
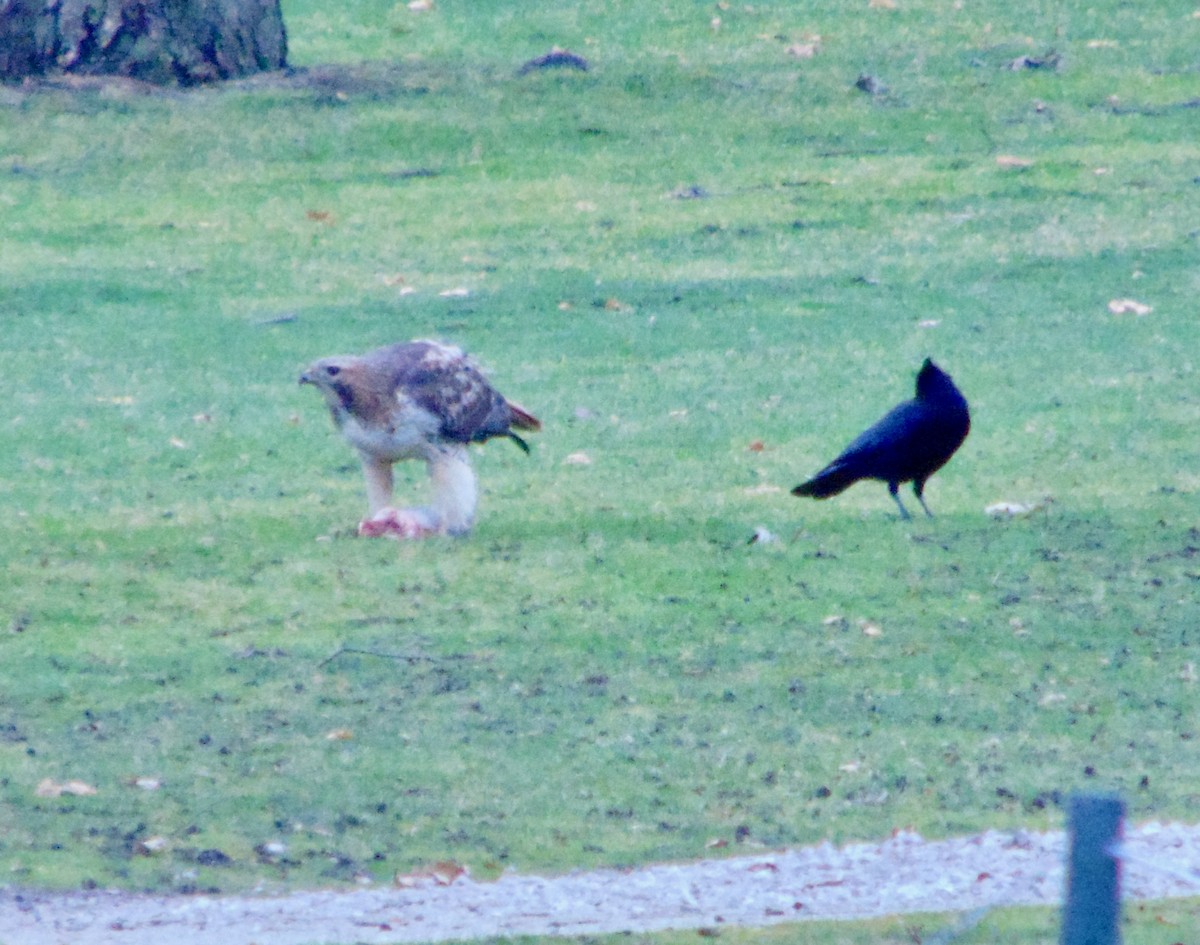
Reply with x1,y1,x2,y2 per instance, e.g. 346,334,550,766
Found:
791,462,860,499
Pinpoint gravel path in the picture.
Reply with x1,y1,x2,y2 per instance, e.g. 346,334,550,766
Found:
3,822,1199,945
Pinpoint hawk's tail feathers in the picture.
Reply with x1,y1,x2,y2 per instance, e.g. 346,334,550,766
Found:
507,401,542,432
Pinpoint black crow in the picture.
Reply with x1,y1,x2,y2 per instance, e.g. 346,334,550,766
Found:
791,358,970,519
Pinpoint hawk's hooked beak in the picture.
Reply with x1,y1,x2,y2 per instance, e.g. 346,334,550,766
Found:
299,371,313,386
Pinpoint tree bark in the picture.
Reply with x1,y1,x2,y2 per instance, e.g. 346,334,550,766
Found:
0,0,287,85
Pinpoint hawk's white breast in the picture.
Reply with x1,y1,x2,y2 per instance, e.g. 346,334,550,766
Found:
339,395,443,462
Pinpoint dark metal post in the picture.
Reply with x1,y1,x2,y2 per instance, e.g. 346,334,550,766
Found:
1061,793,1124,945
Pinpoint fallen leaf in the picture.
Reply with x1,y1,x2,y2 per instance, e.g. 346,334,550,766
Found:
169,437,188,449
134,836,169,856
743,483,782,496
822,614,847,629
407,0,433,11
431,860,467,885
604,297,630,311
996,155,1034,169
986,501,1033,518
785,43,818,58
325,728,354,741
438,287,470,298
986,497,1054,518
859,620,883,638
868,0,897,8
838,761,861,773
747,440,765,452
36,778,98,798
132,776,162,791
1108,298,1152,316
305,210,334,223
1181,662,1197,683
705,837,729,849
564,451,593,465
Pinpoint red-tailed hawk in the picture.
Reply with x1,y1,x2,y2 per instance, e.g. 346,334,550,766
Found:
300,340,541,538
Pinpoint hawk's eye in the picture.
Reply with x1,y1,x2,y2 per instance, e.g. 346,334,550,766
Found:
325,365,341,377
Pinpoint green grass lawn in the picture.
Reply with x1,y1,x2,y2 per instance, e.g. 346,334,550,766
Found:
1,0,1199,928
450,896,1200,945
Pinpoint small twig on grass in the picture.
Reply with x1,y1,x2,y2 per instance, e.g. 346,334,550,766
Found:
385,167,439,180
319,646,471,668
516,48,589,76
253,312,298,326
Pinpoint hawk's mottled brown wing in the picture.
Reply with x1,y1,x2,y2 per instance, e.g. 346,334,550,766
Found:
364,341,538,447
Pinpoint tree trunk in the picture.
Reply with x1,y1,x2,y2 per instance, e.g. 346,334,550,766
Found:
0,0,287,85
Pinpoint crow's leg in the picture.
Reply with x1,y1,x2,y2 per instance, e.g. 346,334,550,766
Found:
913,480,935,518
888,481,912,520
